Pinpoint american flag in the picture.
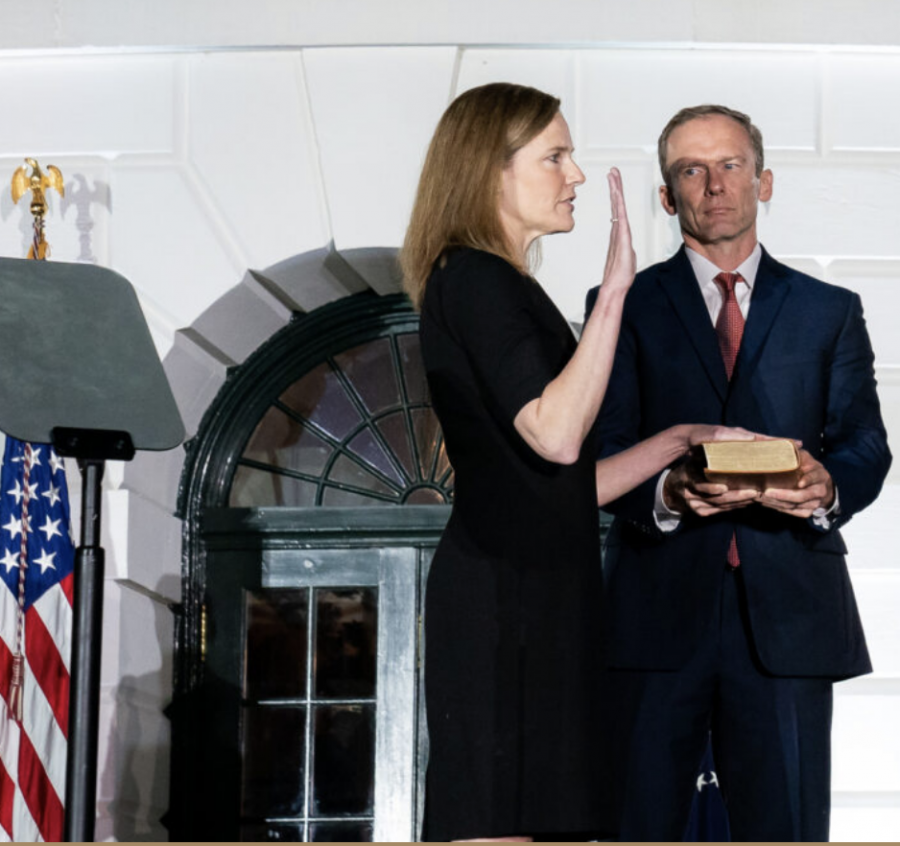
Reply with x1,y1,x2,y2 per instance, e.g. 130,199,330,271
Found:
0,436,74,842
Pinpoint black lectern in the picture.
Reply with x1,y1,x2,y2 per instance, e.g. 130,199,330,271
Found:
0,257,184,842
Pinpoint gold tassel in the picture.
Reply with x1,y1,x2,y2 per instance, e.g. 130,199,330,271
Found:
8,653,24,722
26,241,49,260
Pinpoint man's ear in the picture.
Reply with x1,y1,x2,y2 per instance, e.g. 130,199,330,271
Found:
659,183,677,217
759,168,774,203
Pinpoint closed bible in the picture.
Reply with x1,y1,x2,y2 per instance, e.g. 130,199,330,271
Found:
702,439,800,490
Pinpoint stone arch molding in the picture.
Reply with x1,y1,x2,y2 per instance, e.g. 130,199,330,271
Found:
120,244,405,608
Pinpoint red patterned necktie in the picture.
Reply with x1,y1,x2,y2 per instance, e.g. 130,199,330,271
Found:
714,271,745,568
714,272,745,379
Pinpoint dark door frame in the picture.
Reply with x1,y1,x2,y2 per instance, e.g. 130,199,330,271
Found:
167,292,427,839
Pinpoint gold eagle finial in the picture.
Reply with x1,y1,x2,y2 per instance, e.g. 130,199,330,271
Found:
12,157,65,212
11,158,64,260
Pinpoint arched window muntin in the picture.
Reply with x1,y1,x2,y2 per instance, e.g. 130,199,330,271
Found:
231,326,452,509
180,292,441,510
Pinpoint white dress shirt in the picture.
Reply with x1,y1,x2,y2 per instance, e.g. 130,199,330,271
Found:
688,244,760,323
652,244,837,531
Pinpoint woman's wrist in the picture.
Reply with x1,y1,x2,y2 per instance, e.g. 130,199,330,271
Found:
669,424,694,457
592,281,629,309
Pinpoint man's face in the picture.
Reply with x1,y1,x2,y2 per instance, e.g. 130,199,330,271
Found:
659,114,773,253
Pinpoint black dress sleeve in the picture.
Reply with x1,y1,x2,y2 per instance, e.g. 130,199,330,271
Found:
434,250,561,423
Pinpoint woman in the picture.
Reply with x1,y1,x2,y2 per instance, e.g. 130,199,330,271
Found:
402,83,749,842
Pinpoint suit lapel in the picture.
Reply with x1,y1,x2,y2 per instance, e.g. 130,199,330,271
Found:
733,248,791,383
657,247,729,401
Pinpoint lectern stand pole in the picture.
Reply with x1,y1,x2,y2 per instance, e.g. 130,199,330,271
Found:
63,459,105,844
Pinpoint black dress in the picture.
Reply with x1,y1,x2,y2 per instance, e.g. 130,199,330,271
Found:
419,248,609,841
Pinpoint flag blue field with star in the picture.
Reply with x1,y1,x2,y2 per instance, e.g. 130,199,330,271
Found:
0,437,74,610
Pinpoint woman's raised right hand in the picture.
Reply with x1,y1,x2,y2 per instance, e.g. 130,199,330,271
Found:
600,167,637,296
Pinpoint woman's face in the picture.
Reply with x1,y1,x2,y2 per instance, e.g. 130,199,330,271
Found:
498,112,585,257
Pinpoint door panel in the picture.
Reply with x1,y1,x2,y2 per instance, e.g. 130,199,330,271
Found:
203,543,421,841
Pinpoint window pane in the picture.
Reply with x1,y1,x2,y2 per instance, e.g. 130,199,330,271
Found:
376,412,417,483
405,487,447,505
230,466,318,507
243,407,332,476
397,332,428,404
309,822,373,841
327,454,398,498
279,363,361,441
241,706,306,817
245,590,308,700
334,338,400,415
320,488,393,507
411,408,441,480
241,822,304,841
315,588,377,699
347,429,404,486
435,438,452,482
312,705,375,817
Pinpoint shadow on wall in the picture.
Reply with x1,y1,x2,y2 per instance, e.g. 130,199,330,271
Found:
95,574,180,842
61,174,112,264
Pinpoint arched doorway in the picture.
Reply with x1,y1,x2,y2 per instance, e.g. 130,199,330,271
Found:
168,291,451,841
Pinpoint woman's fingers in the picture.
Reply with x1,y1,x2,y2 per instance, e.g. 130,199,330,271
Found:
608,167,631,231
603,167,636,292
603,170,620,275
687,424,757,446
698,426,751,442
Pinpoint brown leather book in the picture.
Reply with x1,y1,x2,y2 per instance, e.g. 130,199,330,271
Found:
701,439,801,490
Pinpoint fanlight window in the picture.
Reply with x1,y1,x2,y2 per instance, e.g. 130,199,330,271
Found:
229,331,453,507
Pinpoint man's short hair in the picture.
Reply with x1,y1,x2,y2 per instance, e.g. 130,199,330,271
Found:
657,104,765,189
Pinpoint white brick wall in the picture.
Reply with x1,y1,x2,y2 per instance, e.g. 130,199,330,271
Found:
186,52,331,271
6,0,900,50
0,33,897,842
303,47,459,251
827,54,900,152
577,49,820,155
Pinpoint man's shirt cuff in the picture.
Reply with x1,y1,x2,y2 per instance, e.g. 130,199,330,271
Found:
653,468,682,533
811,487,841,530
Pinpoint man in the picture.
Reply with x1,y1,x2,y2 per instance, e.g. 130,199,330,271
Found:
586,105,891,841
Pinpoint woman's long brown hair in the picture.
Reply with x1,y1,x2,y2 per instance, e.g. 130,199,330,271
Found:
400,82,560,309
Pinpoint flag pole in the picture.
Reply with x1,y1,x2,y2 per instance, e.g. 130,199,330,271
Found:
7,161,64,727
63,454,105,843
13,159,105,842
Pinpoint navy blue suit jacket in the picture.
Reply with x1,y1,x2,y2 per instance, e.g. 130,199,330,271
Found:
586,246,891,679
